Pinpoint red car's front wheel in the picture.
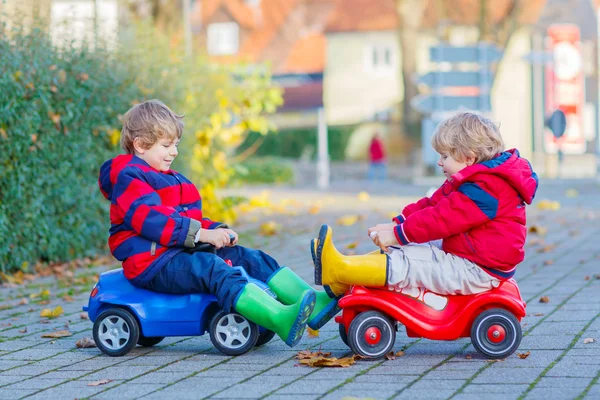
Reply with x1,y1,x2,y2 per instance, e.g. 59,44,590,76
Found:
471,308,522,359
348,311,396,359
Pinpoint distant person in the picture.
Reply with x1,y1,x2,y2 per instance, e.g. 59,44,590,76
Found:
368,133,387,181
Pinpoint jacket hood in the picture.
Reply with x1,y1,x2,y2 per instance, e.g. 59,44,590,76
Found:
98,154,134,200
452,149,539,204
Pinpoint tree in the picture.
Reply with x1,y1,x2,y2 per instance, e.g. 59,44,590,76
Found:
395,0,427,136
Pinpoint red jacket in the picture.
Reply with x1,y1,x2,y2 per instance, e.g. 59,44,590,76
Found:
393,149,538,279
98,154,224,287
369,137,386,162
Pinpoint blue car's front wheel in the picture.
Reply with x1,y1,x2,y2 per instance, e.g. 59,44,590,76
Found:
93,308,140,357
209,310,259,356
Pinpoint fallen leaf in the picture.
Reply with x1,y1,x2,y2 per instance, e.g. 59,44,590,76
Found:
87,379,112,387
62,295,74,302
465,354,472,359
537,244,556,253
539,296,550,303
536,200,560,211
532,313,545,317
517,351,531,359
357,192,370,202
543,260,554,266
308,205,321,215
337,215,359,226
346,242,358,249
41,330,72,338
296,349,332,360
18,298,28,305
40,305,64,318
384,351,396,360
583,338,596,344
76,337,97,348
585,276,590,281
565,188,579,198
259,221,280,236
307,327,319,337
297,354,359,368
80,312,89,320
528,225,548,236
30,289,51,299
18,328,27,334
395,350,405,357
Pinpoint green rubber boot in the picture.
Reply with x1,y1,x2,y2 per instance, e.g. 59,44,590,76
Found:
234,283,315,347
267,267,340,330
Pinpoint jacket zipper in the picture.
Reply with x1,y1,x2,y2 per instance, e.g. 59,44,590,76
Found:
463,233,476,254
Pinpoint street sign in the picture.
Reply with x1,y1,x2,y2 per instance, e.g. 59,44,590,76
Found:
411,95,488,114
414,42,503,171
430,45,503,63
546,109,567,139
415,71,494,87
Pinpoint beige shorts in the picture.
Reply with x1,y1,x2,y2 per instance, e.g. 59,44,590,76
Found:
386,240,500,295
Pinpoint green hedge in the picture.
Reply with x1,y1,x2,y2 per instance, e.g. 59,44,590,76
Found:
236,125,355,161
231,157,295,185
0,27,141,272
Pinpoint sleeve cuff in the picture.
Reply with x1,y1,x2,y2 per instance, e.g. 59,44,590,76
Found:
394,224,410,245
392,213,405,224
185,219,201,248
209,222,228,230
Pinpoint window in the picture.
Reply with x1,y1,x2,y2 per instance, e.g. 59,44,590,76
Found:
365,44,395,73
207,22,239,55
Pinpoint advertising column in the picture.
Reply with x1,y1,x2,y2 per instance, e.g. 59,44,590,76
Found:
545,24,586,155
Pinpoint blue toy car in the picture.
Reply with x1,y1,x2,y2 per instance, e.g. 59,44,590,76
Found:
83,264,276,357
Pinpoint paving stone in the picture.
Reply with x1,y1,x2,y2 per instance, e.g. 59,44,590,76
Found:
0,388,40,399
546,361,600,377
392,388,456,399
536,376,593,387
408,379,466,391
127,371,193,384
22,379,120,400
472,368,545,384
461,383,529,394
4,377,68,390
274,378,342,394
524,386,587,399
82,365,157,381
519,335,575,350
89,383,165,399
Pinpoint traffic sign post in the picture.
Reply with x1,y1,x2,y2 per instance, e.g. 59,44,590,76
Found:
412,43,503,172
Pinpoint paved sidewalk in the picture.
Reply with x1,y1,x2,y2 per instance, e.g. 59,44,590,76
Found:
1,179,599,400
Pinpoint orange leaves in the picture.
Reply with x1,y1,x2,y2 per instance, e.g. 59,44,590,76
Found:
87,379,111,387
76,337,97,348
41,330,72,338
539,296,550,304
296,350,359,368
517,351,531,359
527,225,547,236
384,350,405,360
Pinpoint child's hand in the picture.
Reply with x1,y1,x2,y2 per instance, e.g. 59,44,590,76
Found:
201,229,231,249
370,230,398,253
219,228,238,246
367,222,396,238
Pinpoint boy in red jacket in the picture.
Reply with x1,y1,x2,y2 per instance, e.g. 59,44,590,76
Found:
99,100,338,347
311,112,538,302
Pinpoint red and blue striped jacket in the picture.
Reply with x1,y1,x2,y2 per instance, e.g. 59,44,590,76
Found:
393,149,539,280
98,154,224,287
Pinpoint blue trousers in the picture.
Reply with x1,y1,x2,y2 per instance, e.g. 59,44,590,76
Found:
368,162,387,181
145,246,281,312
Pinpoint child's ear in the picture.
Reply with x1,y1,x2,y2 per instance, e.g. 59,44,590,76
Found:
465,156,476,166
132,137,145,154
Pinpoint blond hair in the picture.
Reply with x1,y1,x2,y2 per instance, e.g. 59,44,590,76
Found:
120,99,184,154
431,112,505,163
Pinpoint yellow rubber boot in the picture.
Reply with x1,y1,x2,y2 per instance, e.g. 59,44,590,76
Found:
311,238,349,296
314,225,387,288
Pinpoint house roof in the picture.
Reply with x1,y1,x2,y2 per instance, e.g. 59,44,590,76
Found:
195,0,333,74
325,0,547,33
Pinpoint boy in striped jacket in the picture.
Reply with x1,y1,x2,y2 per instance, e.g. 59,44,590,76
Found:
311,112,539,308
99,100,338,347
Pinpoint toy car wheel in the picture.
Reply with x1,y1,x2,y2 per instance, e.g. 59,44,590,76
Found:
255,329,276,347
210,310,259,356
137,334,165,347
339,323,349,347
93,308,140,357
348,311,396,359
471,308,522,359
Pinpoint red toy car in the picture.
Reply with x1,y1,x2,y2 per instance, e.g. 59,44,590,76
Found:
335,279,526,359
